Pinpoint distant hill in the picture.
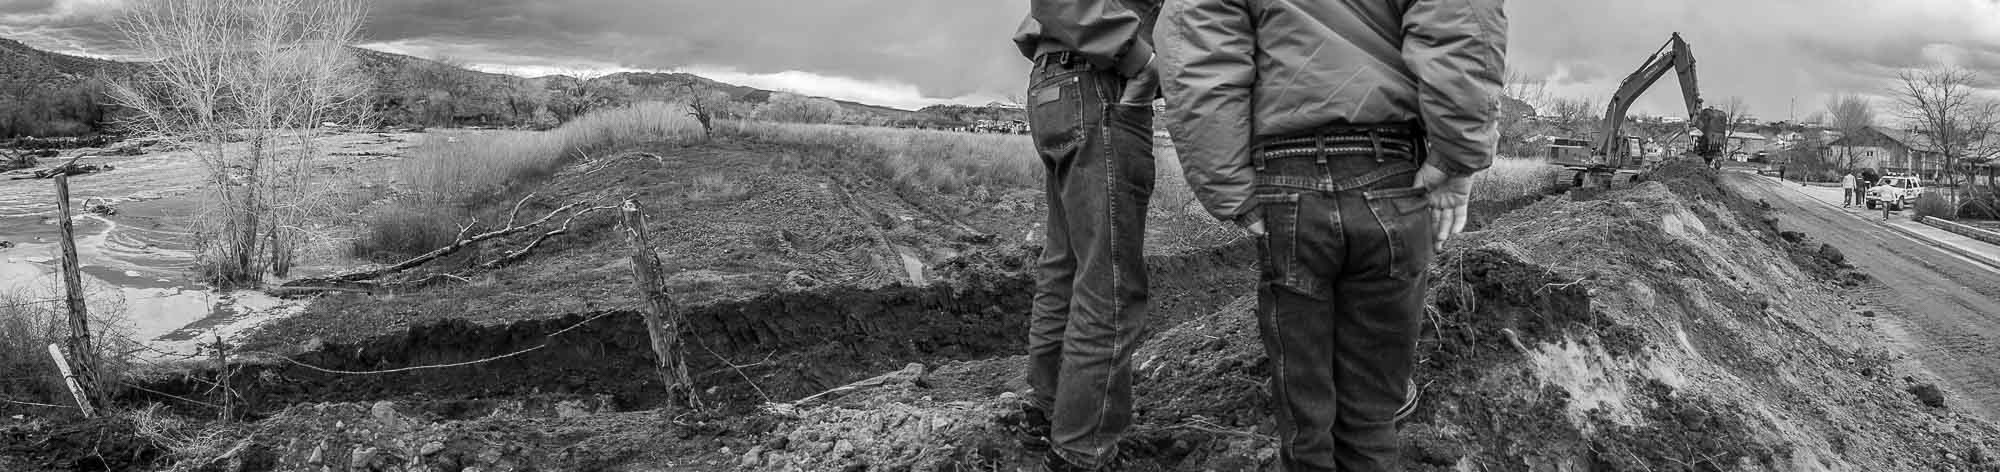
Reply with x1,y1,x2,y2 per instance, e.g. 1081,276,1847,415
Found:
0,37,129,138
0,36,987,137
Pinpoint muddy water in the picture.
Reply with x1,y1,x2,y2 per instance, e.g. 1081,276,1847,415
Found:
0,133,413,361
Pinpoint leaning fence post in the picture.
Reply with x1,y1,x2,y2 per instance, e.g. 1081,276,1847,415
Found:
53,175,103,409
621,199,693,406
48,344,96,418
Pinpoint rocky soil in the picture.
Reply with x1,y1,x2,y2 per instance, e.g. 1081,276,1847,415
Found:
6,157,1998,471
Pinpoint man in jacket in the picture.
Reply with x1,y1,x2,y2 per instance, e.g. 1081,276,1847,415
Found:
1157,0,1506,470
1841,172,1858,207
1010,1,1162,470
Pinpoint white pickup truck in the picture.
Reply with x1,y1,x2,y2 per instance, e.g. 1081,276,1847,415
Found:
1866,175,1925,211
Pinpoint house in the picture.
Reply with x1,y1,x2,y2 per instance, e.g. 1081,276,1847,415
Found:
1726,131,1770,161
1770,131,1804,149
1826,126,1945,178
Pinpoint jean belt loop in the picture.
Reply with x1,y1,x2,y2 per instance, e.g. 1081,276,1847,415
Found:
1315,134,1334,188
1252,143,1268,172
1314,134,1328,166
1369,130,1384,164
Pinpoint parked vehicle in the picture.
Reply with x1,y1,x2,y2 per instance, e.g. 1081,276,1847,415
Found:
1867,175,1925,211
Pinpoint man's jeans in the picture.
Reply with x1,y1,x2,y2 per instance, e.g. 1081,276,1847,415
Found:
1023,58,1155,468
1252,148,1433,471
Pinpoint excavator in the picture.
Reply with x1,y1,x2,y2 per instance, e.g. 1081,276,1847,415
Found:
1552,32,1729,188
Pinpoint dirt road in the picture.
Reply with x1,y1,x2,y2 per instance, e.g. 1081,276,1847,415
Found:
1721,171,2000,418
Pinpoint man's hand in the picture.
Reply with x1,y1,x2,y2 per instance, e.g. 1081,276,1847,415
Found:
1117,55,1158,106
1414,164,1471,252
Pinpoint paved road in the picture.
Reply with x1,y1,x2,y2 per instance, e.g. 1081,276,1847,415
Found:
1721,172,2000,418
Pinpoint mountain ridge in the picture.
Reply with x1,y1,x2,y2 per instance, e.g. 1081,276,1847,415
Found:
1,35,1016,137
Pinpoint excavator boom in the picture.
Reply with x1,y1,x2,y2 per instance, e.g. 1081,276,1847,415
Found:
1588,33,1726,168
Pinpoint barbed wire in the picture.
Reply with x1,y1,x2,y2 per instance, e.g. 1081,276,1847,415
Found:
120,381,221,410
0,397,73,409
240,310,621,376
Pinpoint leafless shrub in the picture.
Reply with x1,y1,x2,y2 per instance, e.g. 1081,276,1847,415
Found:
108,0,372,286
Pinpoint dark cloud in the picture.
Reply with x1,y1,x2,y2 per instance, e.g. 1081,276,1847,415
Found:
358,0,1030,100
0,0,57,15
5,0,1997,112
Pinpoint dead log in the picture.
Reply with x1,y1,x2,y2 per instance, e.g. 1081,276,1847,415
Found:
0,149,37,172
14,155,111,180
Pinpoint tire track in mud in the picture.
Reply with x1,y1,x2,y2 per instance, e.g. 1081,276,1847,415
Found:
1722,172,2000,419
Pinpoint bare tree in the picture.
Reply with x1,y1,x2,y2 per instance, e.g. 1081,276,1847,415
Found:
1824,93,1875,170
1544,96,1598,133
677,84,732,138
755,93,844,124
1895,67,2000,194
109,0,371,285
1496,73,1550,157
505,79,552,128
1720,96,1751,157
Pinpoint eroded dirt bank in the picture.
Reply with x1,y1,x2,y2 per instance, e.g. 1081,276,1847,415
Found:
112,241,1255,418
725,163,2000,471
10,163,2000,472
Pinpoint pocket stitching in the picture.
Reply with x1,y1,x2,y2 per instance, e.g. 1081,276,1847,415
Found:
1256,192,1326,299
1027,75,1083,156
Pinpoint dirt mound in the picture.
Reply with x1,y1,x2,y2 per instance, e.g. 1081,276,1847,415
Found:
721,169,2000,471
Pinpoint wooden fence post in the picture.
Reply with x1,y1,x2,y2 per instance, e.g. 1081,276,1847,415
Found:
621,199,693,406
53,175,103,409
47,344,96,418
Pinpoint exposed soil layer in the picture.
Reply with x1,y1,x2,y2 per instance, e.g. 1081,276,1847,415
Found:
127,241,1256,421
1464,192,1549,233
16,158,2000,471
135,276,1035,416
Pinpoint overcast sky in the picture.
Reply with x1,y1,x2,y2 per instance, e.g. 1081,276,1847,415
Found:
3,0,1998,117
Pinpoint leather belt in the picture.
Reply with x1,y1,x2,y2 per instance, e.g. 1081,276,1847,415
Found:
1034,51,1084,69
1254,123,1424,169
1251,123,1427,192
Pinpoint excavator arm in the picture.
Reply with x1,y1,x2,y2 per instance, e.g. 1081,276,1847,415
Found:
1593,33,1725,167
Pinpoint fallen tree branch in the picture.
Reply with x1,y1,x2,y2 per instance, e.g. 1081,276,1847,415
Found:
477,204,617,269
282,194,585,287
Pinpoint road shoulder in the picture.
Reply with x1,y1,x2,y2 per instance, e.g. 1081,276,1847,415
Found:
1756,173,2000,271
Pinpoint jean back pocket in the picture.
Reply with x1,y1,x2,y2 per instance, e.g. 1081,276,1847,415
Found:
1027,74,1084,157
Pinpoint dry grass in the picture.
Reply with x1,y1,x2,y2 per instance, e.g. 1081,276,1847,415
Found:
0,292,65,404
128,403,246,465
0,282,138,409
401,101,707,206
726,121,1036,197
689,172,752,201
354,101,704,258
1472,158,1565,203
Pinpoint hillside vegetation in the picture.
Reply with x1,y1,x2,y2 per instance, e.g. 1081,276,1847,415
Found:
0,36,1020,139
0,38,127,138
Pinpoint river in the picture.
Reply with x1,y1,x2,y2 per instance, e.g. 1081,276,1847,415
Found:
0,132,415,361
